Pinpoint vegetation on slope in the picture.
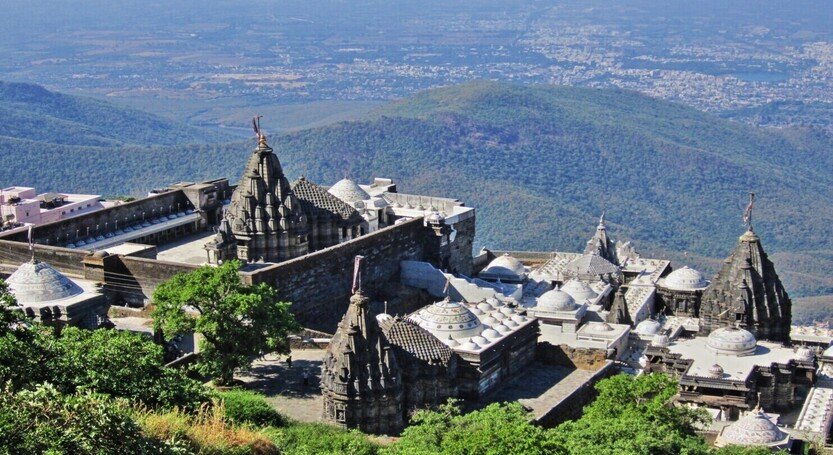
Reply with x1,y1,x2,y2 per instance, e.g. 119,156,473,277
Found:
1,80,832,296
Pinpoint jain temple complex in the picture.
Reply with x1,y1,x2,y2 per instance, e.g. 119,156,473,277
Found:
2,130,833,451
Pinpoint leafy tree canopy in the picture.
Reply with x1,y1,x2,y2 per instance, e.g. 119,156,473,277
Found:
152,260,299,385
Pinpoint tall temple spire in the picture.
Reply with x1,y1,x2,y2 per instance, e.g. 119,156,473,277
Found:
701,201,791,342
584,211,619,265
222,117,309,262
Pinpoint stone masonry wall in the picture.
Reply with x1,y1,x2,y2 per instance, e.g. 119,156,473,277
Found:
0,240,88,278
242,217,432,332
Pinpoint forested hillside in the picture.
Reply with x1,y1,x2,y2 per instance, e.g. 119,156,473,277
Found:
1,81,831,301
0,81,217,146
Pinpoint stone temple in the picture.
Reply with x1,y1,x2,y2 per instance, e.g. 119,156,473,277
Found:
0,122,830,449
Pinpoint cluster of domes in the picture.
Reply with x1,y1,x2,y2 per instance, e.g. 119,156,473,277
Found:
707,326,757,356
5,259,84,304
661,266,709,291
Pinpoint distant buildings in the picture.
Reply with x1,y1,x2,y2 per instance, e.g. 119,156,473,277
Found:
0,186,106,235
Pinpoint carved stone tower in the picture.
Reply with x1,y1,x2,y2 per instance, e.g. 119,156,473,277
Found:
224,134,309,262
584,213,619,265
320,256,404,434
701,228,792,342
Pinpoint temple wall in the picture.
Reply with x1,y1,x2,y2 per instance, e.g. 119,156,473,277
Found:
534,361,616,427
0,240,88,278
242,217,437,332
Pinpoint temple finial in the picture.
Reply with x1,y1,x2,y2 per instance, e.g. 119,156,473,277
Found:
351,255,365,294
252,115,266,146
742,192,755,231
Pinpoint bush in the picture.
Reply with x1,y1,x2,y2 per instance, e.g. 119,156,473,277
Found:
0,384,164,455
265,423,380,455
219,389,288,428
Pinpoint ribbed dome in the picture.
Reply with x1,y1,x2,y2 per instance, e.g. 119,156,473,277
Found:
561,279,599,302
6,260,84,304
652,333,670,348
718,410,789,447
708,363,725,378
327,178,370,204
537,289,578,312
481,254,526,279
662,266,709,291
409,298,483,340
636,319,662,336
707,327,757,356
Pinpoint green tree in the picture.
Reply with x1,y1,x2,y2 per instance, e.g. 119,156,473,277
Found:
383,400,557,455
551,373,712,455
152,260,299,386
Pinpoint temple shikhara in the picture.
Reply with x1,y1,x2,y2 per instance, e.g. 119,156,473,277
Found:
2,122,830,451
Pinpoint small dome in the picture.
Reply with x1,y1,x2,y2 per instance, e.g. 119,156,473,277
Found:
486,297,502,307
495,324,512,333
652,333,670,348
636,319,662,336
442,335,460,348
708,363,725,378
561,279,599,302
504,319,518,328
327,178,370,204
6,260,84,304
426,211,444,223
499,306,515,315
491,311,506,320
795,347,815,362
707,327,757,356
471,335,489,345
482,315,499,326
481,327,501,339
410,299,483,340
477,302,494,312
718,410,790,448
537,289,578,312
459,338,481,350
470,307,485,316
511,314,527,324
662,266,709,291
481,254,526,280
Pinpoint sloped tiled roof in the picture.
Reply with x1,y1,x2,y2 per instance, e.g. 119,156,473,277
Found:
563,253,620,276
382,317,454,364
291,178,363,225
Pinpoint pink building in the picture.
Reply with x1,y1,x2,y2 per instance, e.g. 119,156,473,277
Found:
1,186,105,234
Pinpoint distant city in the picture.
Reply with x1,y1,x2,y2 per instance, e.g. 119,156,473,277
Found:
1,0,832,131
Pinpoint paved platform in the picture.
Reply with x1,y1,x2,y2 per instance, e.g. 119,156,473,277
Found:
480,362,599,422
156,231,216,265
236,349,326,423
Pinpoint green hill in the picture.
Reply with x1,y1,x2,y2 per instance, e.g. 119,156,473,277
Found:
0,81,215,146
1,80,831,300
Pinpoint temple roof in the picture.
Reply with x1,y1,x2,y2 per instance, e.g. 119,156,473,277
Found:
6,259,84,304
380,317,455,365
328,178,370,204
291,178,363,225
584,213,619,265
563,253,620,277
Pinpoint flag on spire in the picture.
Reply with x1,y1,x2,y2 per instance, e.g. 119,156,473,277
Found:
742,192,755,229
351,255,365,294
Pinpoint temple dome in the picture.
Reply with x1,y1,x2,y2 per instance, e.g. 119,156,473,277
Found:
636,319,662,336
651,333,670,348
795,347,815,362
409,298,483,340
328,178,370,204
6,259,84,304
481,254,526,280
561,279,598,302
662,266,709,291
707,327,757,356
537,289,578,312
717,410,790,448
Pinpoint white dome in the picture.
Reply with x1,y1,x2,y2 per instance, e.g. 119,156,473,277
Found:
636,319,662,336
6,259,84,304
477,302,494,312
495,324,512,333
481,327,501,340
708,363,725,378
662,266,709,291
718,410,790,448
442,335,460,347
707,327,757,356
410,299,483,340
481,254,526,279
561,279,599,302
459,338,481,351
471,335,489,345
327,178,370,204
537,289,578,312
511,314,527,324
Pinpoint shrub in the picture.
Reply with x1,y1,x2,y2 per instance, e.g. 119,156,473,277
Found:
218,389,288,428
265,423,380,455
0,384,165,455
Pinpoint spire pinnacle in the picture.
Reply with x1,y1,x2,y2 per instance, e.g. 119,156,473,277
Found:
742,192,755,231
